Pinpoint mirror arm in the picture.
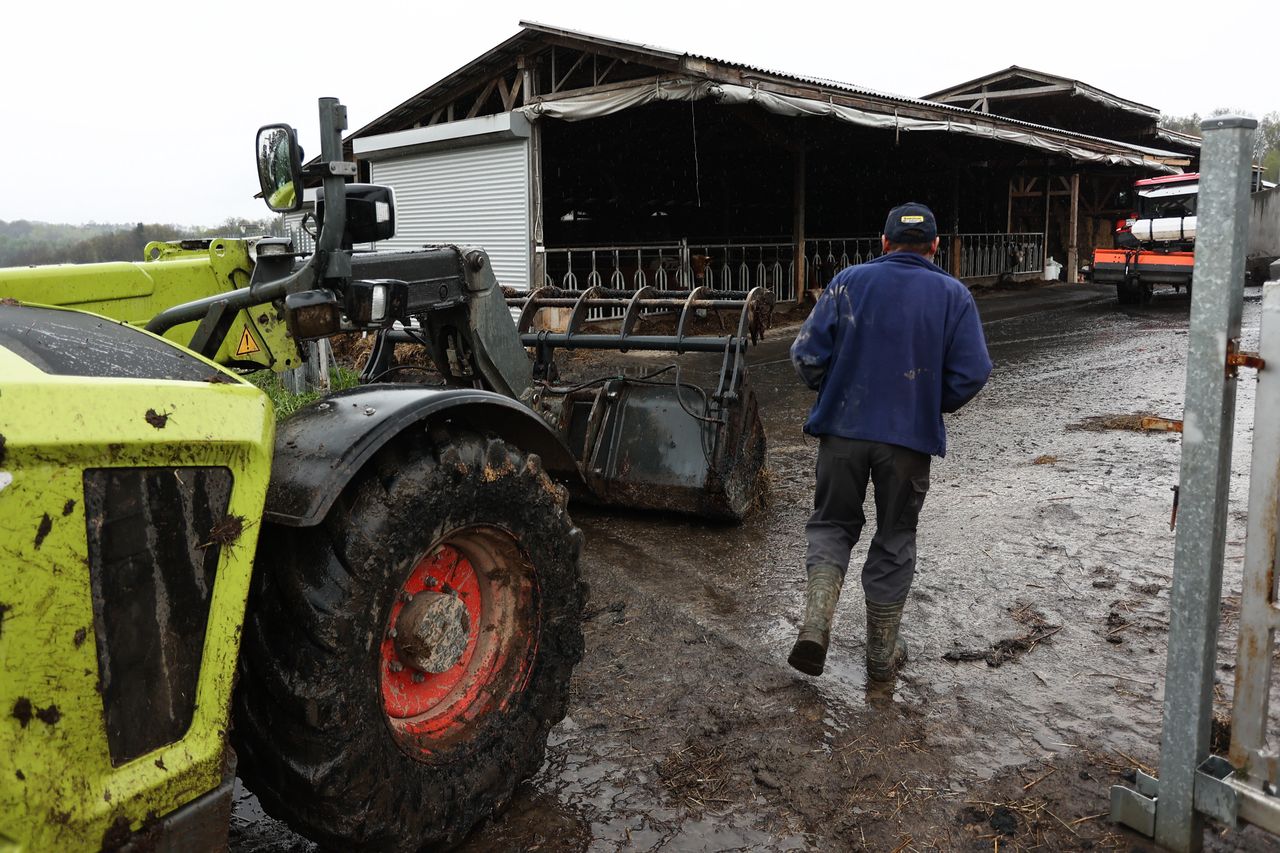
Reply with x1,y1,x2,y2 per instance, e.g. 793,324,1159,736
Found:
314,98,350,284
149,99,360,341
144,251,320,337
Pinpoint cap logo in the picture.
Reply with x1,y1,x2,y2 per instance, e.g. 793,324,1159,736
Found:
900,215,925,224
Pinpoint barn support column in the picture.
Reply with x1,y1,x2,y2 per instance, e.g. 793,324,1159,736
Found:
1007,176,1014,233
1067,171,1081,284
950,169,962,279
1043,171,1052,268
1043,172,1051,237
521,55,545,290
793,138,807,301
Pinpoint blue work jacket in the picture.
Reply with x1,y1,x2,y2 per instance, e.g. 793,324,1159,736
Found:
790,251,992,457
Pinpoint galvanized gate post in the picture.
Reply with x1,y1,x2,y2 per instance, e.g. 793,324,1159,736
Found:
1151,116,1258,852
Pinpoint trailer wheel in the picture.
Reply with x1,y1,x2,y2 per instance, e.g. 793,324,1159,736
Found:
232,430,584,852
1117,278,1142,305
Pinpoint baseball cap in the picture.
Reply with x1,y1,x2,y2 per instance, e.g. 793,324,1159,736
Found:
883,203,938,243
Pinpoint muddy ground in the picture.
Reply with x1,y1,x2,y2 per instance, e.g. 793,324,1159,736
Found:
232,282,1279,852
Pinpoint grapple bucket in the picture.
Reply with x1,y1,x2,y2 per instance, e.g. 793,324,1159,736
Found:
509,285,771,521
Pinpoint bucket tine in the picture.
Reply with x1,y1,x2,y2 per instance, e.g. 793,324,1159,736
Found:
676,286,712,351
620,286,657,344
567,285,603,337
501,285,772,520
516,285,555,334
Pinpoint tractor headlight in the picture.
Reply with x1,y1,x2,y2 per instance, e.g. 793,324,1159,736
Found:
285,289,342,341
344,279,407,328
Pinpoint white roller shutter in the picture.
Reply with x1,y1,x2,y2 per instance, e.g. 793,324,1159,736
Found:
370,140,530,290
282,204,314,253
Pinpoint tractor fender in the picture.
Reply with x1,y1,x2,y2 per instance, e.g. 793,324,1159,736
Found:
264,384,580,527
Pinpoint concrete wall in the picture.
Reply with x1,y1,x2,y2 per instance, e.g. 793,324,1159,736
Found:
1249,185,1280,262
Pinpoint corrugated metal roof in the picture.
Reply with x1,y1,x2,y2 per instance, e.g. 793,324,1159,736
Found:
520,21,984,113
514,22,1187,162
347,21,1190,166
921,65,1161,119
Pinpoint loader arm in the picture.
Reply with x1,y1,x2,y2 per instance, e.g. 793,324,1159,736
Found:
0,238,304,372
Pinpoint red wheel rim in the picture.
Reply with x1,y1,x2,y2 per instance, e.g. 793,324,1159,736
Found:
379,527,538,759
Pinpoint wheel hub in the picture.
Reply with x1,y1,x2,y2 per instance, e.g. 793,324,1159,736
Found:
394,591,471,674
379,536,537,755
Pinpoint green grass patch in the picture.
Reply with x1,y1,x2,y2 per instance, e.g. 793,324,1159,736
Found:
249,366,362,422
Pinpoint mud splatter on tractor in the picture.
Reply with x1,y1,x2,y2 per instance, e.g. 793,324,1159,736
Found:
0,95,771,853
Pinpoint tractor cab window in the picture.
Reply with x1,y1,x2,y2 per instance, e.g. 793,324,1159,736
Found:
1139,192,1197,220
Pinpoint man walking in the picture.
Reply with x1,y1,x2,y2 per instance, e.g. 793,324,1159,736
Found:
787,203,992,681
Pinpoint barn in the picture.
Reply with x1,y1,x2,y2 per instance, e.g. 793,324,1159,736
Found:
289,22,1197,299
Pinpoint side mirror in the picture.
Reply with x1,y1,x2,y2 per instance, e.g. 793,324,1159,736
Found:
256,124,304,213
316,184,396,245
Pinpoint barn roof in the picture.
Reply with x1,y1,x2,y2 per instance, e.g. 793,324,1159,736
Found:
921,65,1200,156
345,22,1192,172
922,66,1160,119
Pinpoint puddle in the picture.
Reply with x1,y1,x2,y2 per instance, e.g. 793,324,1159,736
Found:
232,289,1272,851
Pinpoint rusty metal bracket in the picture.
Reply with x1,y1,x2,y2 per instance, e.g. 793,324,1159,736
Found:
1226,338,1265,376
1141,416,1184,433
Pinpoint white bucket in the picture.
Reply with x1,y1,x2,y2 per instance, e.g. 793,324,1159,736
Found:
1044,257,1063,280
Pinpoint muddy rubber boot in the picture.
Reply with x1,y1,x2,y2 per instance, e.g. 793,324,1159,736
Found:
788,565,844,676
865,597,909,683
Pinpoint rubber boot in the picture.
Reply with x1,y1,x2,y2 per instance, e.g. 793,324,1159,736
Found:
865,597,909,683
788,565,844,676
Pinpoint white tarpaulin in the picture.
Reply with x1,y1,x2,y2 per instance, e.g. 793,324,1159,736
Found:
519,78,1183,174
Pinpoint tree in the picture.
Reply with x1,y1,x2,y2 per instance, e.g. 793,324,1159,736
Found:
1160,112,1202,137
1161,109,1280,182
0,217,288,266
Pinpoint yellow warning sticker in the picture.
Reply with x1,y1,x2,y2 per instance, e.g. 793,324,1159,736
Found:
900,215,925,224
236,327,261,357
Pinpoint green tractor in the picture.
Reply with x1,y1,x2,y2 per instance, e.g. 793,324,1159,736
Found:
0,98,769,851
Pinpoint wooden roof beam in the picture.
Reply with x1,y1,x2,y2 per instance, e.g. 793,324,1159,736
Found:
537,32,681,74
534,74,667,103
933,83,1072,103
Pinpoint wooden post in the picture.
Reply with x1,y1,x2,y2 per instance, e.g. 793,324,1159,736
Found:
951,170,961,235
1043,173,1051,235
1043,173,1052,268
1006,176,1014,233
792,139,806,301
1067,172,1080,284
521,55,545,291
951,169,963,278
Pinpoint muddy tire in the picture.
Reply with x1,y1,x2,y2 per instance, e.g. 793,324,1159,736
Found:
1117,279,1142,305
232,430,584,852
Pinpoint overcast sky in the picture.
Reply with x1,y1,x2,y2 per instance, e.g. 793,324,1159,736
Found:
3,0,1270,226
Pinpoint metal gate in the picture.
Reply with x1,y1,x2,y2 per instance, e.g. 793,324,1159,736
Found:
1109,114,1280,851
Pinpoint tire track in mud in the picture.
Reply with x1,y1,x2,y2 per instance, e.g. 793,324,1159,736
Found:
234,287,1280,852
524,287,1276,851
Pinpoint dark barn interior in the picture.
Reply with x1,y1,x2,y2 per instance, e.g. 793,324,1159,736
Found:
539,98,1157,288
340,23,1198,296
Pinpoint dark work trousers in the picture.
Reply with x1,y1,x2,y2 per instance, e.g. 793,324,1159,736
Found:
804,435,931,603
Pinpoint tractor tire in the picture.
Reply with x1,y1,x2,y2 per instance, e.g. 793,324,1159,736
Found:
1117,279,1141,305
232,430,584,852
